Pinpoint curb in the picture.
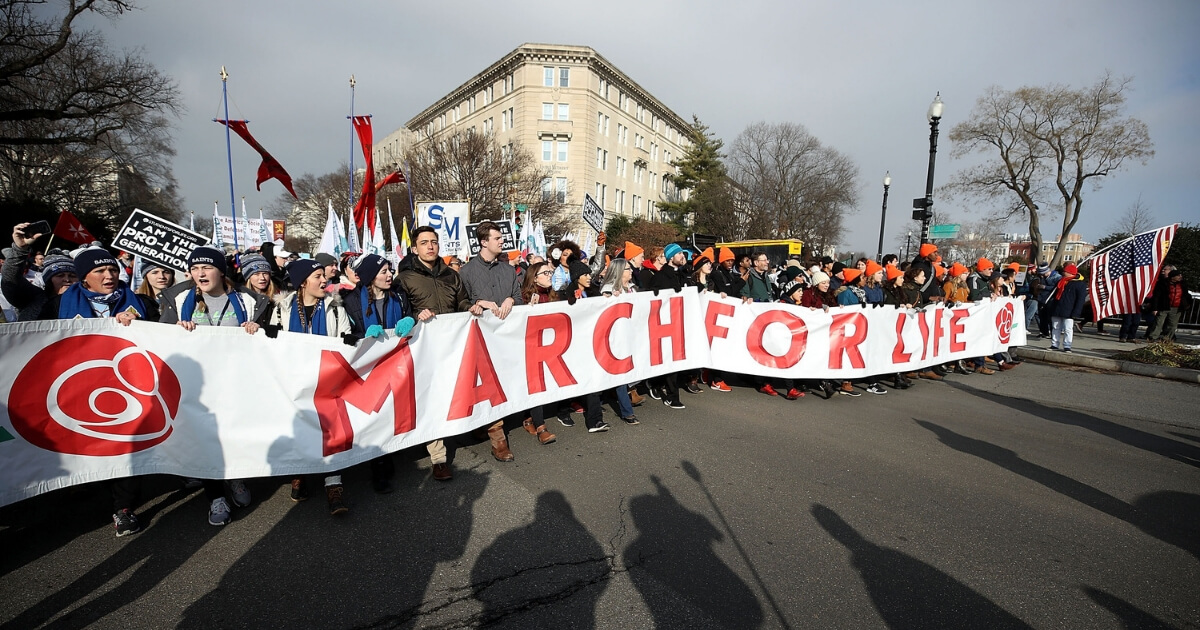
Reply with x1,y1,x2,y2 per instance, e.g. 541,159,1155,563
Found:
1013,347,1200,385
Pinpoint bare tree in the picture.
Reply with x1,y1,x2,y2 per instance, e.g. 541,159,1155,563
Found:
1109,195,1156,238
402,130,572,235
727,121,859,255
947,72,1154,268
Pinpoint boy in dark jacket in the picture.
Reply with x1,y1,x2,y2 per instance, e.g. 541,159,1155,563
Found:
1048,263,1087,352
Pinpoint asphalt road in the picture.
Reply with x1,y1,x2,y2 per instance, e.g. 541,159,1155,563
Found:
2,360,1199,629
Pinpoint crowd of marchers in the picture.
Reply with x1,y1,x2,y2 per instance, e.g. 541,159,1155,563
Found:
2,220,1191,538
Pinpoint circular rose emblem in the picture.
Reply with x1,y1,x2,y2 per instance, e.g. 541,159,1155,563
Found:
9,335,180,456
995,303,1014,344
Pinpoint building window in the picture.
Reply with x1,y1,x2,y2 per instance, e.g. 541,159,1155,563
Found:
559,67,570,87
543,103,553,120
556,177,567,204
543,140,552,161
598,78,609,99
557,103,569,120
604,115,610,136
544,67,554,86
597,112,604,134
597,148,607,170
651,143,658,160
542,177,553,202
556,140,568,162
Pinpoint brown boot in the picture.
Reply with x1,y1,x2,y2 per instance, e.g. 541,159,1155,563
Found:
488,423,514,462
918,370,944,381
630,389,645,406
536,426,557,445
522,417,538,436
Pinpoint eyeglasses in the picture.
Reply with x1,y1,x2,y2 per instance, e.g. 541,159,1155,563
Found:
537,270,553,277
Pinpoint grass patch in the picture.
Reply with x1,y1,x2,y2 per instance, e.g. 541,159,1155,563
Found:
1113,341,1200,370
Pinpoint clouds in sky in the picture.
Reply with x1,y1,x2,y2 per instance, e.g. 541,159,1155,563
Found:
81,0,1200,251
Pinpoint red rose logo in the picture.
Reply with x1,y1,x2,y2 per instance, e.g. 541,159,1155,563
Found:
9,335,180,456
995,303,1014,344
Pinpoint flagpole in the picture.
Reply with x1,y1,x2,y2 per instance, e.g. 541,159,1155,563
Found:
1079,231,1141,267
220,67,241,255
404,161,416,222
348,75,356,212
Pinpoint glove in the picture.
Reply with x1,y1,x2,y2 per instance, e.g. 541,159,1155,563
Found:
364,324,385,339
394,316,415,339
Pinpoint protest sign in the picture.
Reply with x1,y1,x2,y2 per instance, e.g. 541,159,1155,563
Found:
113,209,210,272
465,220,518,257
582,193,605,233
416,202,470,259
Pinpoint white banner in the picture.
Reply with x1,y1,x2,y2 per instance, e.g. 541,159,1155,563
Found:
215,216,285,250
415,201,470,259
0,292,1024,506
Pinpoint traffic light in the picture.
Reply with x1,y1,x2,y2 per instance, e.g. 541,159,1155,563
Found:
912,197,933,221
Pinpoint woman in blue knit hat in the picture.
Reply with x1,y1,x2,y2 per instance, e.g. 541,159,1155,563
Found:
270,259,357,515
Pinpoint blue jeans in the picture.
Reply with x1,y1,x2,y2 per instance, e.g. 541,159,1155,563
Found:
614,384,634,419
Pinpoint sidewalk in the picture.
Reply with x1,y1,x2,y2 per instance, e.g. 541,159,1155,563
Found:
1013,323,1200,385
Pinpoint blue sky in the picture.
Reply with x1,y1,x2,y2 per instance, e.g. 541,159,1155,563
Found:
83,0,1200,253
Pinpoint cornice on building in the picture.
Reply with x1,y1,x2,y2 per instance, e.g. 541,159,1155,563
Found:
404,43,691,136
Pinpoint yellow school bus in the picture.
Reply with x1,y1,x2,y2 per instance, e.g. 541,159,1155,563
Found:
715,239,804,267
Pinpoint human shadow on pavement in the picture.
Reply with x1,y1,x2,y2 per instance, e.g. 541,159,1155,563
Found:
1083,586,1180,630
623,474,764,629
177,461,490,630
812,504,1032,630
469,490,609,628
943,380,1200,469
915,419,1200,561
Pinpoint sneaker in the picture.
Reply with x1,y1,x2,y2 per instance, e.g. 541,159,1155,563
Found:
664,399,686,409
683,382,703,394
866,383,888,395
1049,345,1059,351
290,478,309,502
839,382,862,397
710,380,732,392
758,383,779,397
820,381,837,399
1063,348,1073,353
783,388,804,400
588,421,611,433
226,480,251,508
208,497,231,526
647,386,662,401
621,415,639,425
326,485,349,516
557,414,575,427
113,509,140,537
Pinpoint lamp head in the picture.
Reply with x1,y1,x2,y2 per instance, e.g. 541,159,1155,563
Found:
883,172,891,187
928,92,944,121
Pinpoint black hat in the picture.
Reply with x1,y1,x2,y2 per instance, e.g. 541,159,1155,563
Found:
286,259,323,290
314,252,338,268
568,260,592,285
42,251,76,283
783,266,804,283
188,245,228,275
352,253,388,285
73,246,118,278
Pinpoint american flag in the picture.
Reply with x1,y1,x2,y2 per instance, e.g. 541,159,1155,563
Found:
1088,223,1177,320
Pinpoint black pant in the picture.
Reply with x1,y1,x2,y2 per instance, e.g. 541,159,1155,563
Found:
653,373,680,404
110,477,140,512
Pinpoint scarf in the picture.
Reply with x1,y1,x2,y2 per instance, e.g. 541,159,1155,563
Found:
58,282,146,320
358,287,404,329
290,294,328,336
1054,272,1077,300
180,286,248,325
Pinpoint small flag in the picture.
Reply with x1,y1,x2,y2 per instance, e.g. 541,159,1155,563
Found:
212,202,224,248
375,169,406,192
52,210,98,245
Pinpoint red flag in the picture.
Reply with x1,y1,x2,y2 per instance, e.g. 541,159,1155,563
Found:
351,116,376,232
375,169,406,192
1087,223,1177,321
53,210,98,244
214,119,298,199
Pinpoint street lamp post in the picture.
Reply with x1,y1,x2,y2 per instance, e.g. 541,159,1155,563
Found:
876,171,891,262
912,93,944,245
906,230,913,262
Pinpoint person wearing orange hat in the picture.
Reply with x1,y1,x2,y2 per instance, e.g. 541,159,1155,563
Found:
943,263,970,305
712,246,744,298
967,257,994,302
834,268,886,395
863,260,886,306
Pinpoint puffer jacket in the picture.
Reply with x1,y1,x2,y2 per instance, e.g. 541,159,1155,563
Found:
395,256,471,315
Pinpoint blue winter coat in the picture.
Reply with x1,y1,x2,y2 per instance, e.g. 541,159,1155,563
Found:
1051,278,1087,319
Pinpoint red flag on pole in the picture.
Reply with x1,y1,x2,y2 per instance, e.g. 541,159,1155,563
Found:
1087,223,1177,321
375,169,406,192
351,116,376,233
53,210,98,244
214,119,298,198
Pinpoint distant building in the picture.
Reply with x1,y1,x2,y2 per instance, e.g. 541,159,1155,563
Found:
386,43,693,230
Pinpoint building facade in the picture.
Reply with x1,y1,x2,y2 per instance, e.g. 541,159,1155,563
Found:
387,43,692,229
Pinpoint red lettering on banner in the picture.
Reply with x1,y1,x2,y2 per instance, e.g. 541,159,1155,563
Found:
916,311,931,360
948,309,969,353
746,310,808,368
525,313,577,393
829,312,868,369
892,312,913,364
704,300,735,345
648,296,686,366
314,341,416,456
447,319,508,420
931,307,945,358
594,303,634,375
